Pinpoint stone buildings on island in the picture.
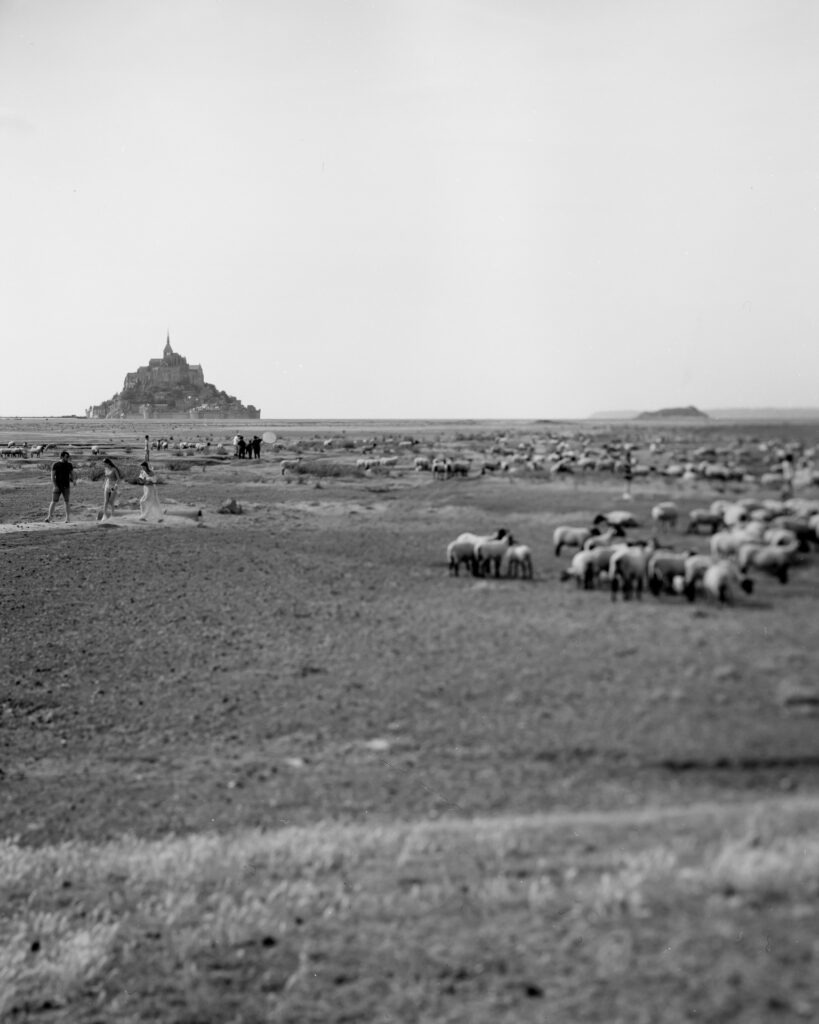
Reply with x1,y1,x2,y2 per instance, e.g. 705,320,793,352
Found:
87,335,260,419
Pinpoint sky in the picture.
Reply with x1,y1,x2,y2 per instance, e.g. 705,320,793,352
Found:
1,0,818,420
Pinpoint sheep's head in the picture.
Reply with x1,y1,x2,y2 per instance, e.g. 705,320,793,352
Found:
741,577,755,594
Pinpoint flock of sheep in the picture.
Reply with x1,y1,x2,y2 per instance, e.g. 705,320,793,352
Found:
447,495,819,604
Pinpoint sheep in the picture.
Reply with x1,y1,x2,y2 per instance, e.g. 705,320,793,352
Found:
702,560,755,603
447,529,507,577
553,525,598,556
450,458,472,477
682,553,716,602
709,526,764,559
651,501,679,531
379,456,398,467
762,526,798,548
280,457,302,475
765,518,815,551
560,549,600,589
413,456,431,471
685,509,723,534
594,510,639,529
608,540,656,601
737,542,797,584
475,533,515,578
432,457,452,480
501,543,534,579
583,526,625,550
646,549,697,596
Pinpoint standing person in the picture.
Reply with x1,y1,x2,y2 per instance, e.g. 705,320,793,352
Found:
100,457,121,522
46,450,75,523
622,446,633,501
252,435,261,459
137,461,164,522
781,453,795,499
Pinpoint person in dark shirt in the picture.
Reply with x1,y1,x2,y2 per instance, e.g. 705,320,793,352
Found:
47,451,75,523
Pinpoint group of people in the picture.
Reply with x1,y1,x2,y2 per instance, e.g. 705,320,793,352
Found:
232,434,262,459
45,451,163,525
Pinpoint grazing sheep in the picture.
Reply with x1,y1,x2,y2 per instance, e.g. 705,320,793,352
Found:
702,560,754,603
432,457,452,480
553,525,598,557
651,501,679,531
685,509,723,534
583,526,625,550
594,510,639,529
646,549,697,596
560,549,599,589
413,456,431,471
682,553,717,601
501,544,534,579
608,540,655,601
737,542,797,584
447,529,507,577
280,457,302,475
720,503,750,528
709,526,764,559
475,533,515,578
762,526,798,548
450,458,472,477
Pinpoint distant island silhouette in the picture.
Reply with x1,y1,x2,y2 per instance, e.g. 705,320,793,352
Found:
590,407,819,421
87,334,260,420
636,405,709,421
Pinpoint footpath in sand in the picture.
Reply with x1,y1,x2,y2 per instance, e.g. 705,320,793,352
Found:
0,505,204,535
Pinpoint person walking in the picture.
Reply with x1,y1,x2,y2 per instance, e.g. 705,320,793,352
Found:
100,457,121,522
137,461,164,522
46,450,75,523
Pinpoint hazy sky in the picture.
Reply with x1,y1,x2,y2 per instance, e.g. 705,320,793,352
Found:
1,0,817,419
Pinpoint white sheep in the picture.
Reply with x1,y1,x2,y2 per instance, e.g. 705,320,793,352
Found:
501,544,534,579
447,529,507,577
594,510,639,529
583,526,625,550
651,501,678,531
280,457,302,475
646,549,697,596
685,508,723,534
553,525,597,557
475,533,515,578
702,560,754,603
608,540,656,601
737,542,797,584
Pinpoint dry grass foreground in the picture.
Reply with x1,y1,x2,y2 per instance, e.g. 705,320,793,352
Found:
3,797,819,1024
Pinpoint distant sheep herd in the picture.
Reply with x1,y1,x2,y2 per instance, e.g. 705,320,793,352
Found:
447,496,819,604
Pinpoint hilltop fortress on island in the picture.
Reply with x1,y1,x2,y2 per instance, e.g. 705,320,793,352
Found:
87,335,260,419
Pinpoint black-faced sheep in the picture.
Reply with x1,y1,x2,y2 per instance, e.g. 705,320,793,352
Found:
646,549,697,596
501,544,534,579
553,525,598,557
737,542,797,584
475,533,515,578
702,560,755,603
651,501,678,531
447,529,508,577
685,509,723,534
608,540,655,601
594,510,639,529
